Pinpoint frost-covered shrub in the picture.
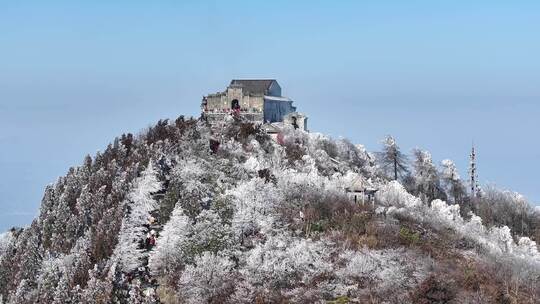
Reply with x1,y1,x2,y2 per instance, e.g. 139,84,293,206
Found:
463,213,485,236
228,178,283,238
337,248,430,294
241,234,333,290
475,186,540,238
278,127,373,176
290,247,432,302
177,252,236,304
274,169,355,235
410,275,456,304
149,208,234,278
516,237,538,257
376,181,422,210
376,180,540,275
280,127,308,162
430,199,462,225
167,158,217,219
188,210,234,257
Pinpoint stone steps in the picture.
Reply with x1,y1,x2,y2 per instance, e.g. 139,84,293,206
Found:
122,187,168,303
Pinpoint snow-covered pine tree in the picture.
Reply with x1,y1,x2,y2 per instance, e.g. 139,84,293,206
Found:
114,163,161,273
11,279,37,304
376,135,408,181
440,159,466,204
80,264,114,304
412,149,445,203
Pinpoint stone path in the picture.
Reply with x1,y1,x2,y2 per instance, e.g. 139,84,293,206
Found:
137,193,165,301
113,190,166,303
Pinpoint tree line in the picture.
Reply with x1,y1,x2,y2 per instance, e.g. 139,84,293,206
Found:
376,135,540,241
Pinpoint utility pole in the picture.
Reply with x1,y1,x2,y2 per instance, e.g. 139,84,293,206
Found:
469,143,478,199
393,156,398,181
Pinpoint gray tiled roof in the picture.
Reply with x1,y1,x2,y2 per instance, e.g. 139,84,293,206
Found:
230,79,276,95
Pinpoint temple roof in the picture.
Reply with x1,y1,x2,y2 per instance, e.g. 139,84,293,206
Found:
230,79,277,95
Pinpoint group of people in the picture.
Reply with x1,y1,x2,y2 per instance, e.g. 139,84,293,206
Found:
114,214,161,300
145,230,156,249
144,216,158,250
116,266,157,300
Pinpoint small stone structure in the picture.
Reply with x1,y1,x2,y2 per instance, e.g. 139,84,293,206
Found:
284,112,308,131
346,177,378,205
202,79,307,132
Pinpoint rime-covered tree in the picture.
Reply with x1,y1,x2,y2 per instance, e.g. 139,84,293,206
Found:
36,256,64,303
80,265,114,304
412,149,445,203
14,225,43,288
440,159,466,204
177,252,236,303
52,275,71,304
11,279,37,304
377,135,409,180
0,232,14,297
114,163,161,273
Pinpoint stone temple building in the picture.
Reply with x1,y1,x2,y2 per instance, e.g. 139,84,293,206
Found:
202,79,307,132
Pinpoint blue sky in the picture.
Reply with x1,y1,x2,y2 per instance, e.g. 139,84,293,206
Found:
0,1,539,231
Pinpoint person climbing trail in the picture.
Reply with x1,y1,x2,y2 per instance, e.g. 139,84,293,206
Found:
149,231,156,247
115,187,166,303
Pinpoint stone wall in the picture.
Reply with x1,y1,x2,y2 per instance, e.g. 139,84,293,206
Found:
205,87,264,112
284,112,308,131
204,112,264,124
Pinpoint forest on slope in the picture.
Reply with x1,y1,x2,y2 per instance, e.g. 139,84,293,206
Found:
1,115,539,304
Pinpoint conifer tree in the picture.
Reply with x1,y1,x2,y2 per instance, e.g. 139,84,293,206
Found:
412,149,445,203
12,279,37,304
440,159,466,204
377,135,409,180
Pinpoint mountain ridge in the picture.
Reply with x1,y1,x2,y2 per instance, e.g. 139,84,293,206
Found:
1,115,539,303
